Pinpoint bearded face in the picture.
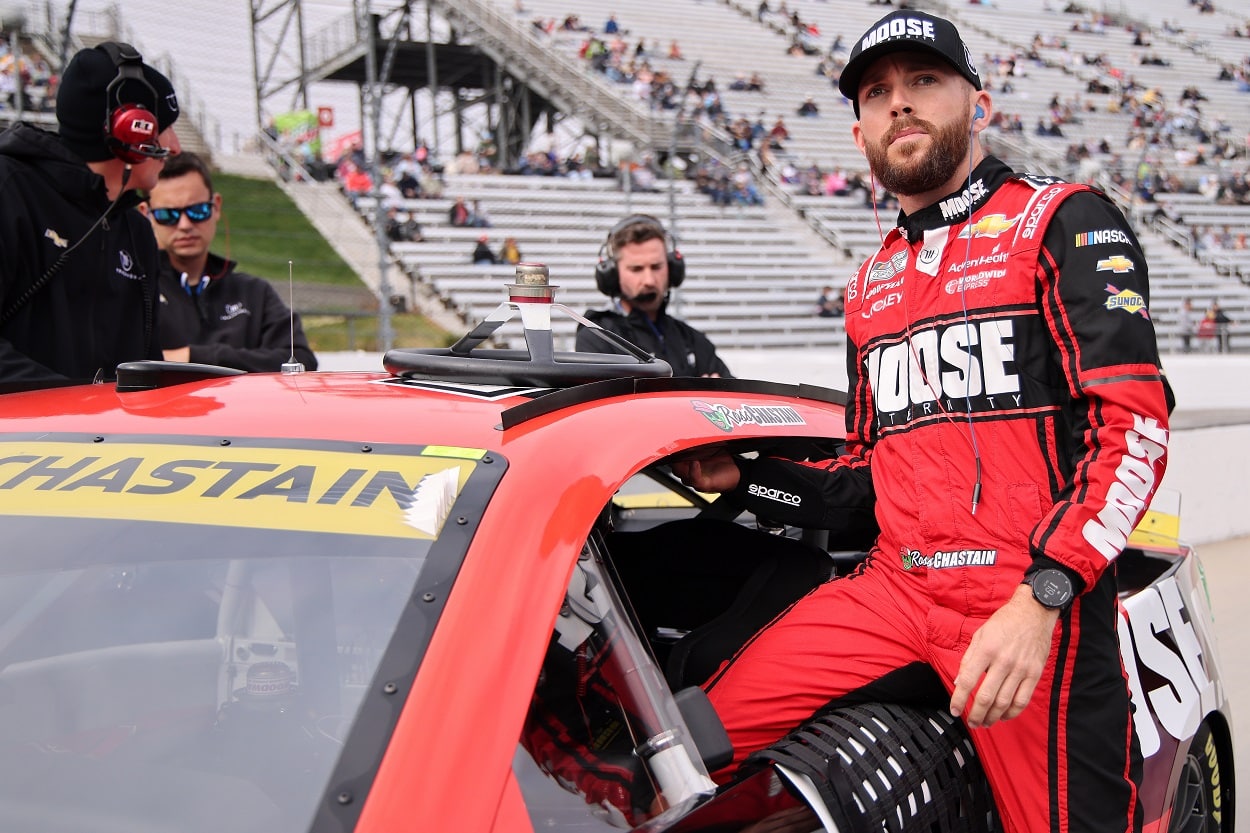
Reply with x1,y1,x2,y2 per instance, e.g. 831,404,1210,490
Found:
864,113,972,197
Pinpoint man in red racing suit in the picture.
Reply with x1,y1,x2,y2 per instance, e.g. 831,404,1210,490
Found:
674,10,1169,833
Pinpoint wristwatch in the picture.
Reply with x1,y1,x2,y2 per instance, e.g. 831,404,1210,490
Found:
1024,567,1075,610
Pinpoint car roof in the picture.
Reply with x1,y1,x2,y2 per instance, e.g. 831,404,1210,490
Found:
0,370,846,453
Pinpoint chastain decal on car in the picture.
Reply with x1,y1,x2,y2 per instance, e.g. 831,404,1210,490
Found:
692,400,807,432
0,440,481,538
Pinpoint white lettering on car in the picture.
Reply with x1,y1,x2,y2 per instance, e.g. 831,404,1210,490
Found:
1118,575,1217,754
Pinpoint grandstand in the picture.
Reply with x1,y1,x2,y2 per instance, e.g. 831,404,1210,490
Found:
8,0,1250,354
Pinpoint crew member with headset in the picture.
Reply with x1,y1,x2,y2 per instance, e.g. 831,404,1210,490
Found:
0,41,180,388
575,214,732,377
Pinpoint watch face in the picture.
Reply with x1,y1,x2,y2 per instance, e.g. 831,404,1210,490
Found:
1031,568,1074,609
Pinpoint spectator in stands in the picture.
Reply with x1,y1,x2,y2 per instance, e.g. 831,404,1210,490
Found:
339,160,372,208
394,154,423,199
384,206,424,243
730,163,764,205
670,15,1171,833
471,234,499,265
0,42,180,388
377,173,403,209
576,214,731,377
499,236,522,265
768,115,790,148
627,154,661,192
815,285,843,317
1177,297,1197,353
470,199,492,228
603,14,620,34
449,195,473,227
797,95,820,117
1206,300,1233,352
143,152,317,372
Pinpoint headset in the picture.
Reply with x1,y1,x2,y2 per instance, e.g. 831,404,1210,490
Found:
99,42,168,165
593,214,686,297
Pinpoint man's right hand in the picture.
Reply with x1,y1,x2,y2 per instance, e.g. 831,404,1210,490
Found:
671,450,741,493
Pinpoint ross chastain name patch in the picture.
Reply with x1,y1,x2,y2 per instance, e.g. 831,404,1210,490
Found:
901,547,998,570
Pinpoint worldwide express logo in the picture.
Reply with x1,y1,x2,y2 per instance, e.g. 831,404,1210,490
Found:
692,401,806,433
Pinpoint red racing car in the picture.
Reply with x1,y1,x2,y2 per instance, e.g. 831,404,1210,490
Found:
0,268,1232,833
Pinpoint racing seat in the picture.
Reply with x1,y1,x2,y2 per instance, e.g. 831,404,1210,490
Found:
604,518,835,690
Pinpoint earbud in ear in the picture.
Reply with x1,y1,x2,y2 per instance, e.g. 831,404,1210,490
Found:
974,105,985,120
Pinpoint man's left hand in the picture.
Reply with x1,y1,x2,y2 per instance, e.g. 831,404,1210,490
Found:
163,346,191,362
949,585,1059,728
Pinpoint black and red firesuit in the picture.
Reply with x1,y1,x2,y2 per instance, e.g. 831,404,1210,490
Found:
706,156,1170,833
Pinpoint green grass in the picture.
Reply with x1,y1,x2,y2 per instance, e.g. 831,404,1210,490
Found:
210,172,454,350
213,173,362,286
302,312,457,352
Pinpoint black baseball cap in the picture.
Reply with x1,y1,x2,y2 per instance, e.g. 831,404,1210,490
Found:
838,10,982,117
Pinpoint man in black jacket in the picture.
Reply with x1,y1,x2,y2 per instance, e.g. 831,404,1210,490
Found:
143,152,317,372
575,214,731,377
0,42,180,388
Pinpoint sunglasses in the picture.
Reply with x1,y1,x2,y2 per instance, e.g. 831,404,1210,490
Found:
149,201,214,226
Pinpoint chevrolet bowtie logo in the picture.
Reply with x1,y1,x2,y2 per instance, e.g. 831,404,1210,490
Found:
960,213,1018,238
1096,255,1135,273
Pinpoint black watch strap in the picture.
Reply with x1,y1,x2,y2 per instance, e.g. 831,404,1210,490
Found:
1024,567,1075,610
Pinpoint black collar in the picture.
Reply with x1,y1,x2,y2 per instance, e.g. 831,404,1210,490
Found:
895,156,1015,244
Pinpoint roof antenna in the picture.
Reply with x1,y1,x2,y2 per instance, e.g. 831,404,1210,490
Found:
281,259,305,374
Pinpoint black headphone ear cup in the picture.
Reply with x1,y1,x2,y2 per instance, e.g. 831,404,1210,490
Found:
108,103,160,164
594,257,620,297
667,250,685,287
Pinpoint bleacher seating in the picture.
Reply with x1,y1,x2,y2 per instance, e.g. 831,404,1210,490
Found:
319,0,1250,354
367,172,856,350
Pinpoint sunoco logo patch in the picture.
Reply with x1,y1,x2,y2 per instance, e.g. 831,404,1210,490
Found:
1104,284,1150,319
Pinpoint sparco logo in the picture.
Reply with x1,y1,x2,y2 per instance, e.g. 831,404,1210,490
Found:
1021,185,1065,240
867,318,1021,426
1083,414,1167,560
938,179,988,221
748,484,801,506
900,547,998,570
